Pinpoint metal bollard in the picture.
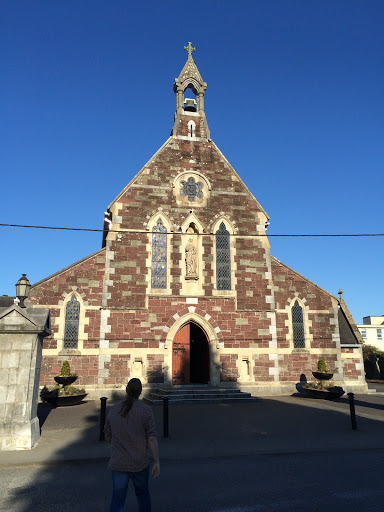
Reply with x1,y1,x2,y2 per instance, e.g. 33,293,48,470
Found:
163,396,169,438
99,396,108,441
348,392,357,431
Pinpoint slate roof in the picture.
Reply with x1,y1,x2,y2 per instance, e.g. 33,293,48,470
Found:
0,296,15,307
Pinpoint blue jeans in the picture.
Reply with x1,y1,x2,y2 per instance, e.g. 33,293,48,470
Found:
110,466,151,512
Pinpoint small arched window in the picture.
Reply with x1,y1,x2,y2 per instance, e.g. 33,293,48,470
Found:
151,218,167,289
188,120,196,138
64,295,80,349
292,300,305,348
216,222,231,290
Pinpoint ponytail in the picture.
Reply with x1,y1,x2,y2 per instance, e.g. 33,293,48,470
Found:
120,378,142,418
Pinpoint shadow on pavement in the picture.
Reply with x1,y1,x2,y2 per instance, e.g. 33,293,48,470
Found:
3,394,384,511
36,403,53,430
3,400,112,512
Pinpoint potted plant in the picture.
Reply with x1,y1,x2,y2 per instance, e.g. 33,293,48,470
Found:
41,361,87,406
312,359,333,381
54,360,78,386
304,359,345,400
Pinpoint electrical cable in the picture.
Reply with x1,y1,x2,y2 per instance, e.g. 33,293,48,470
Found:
0,223,383,237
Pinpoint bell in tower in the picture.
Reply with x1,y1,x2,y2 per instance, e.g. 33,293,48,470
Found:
184,98,197,112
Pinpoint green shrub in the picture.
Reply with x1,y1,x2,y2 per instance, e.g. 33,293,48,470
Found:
317,359,328,372
57,360,77,377
362,344,384,362
60,361,71,376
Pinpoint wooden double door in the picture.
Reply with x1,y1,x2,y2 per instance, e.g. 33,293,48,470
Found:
172,322,210,385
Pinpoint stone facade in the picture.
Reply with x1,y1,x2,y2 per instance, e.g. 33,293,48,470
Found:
28,46,367,397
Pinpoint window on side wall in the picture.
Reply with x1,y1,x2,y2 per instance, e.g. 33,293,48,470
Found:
216,221,231,291
151,218,167,289
361,329,367,340
377,329,382,341
64,294,80,349
292,300,305,348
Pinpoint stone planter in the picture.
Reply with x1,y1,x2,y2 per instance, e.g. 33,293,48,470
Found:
41,393,88,407
304,387,344,400
312,371,333,381
54,376,78,386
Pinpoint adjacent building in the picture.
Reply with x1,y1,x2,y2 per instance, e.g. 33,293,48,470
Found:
358,316,384,351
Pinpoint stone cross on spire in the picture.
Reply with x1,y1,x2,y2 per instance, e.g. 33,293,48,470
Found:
184,42,196,58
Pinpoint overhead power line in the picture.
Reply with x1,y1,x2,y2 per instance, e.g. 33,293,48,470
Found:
1,223,383,237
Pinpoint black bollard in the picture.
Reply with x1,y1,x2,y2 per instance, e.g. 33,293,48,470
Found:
163,396,169,438
348,392,357,431
99,396,108,441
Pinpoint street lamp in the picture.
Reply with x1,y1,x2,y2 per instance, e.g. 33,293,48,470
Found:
15,274,31,308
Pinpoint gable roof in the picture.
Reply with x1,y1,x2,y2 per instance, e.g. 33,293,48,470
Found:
31,247,106,288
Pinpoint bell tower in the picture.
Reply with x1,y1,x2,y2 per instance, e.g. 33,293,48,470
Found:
172,42,210,140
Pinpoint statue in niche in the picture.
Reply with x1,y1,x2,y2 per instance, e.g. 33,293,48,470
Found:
185,238,198,279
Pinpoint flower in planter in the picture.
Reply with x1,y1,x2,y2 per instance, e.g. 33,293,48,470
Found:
55,360,78,378
59,386,85,396
41,385,85,397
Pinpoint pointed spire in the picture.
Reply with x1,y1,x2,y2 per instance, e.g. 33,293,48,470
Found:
172,43,210,139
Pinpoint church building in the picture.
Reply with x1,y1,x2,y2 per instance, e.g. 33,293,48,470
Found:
29,44,367,396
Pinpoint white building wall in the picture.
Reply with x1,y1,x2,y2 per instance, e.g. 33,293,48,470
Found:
357,316,384,351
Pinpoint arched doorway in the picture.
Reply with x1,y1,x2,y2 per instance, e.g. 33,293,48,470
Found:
172,322,209,385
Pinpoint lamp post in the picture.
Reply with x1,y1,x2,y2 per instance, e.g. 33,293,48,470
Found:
15,274,31,308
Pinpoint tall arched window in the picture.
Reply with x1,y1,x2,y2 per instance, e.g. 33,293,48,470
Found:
216,221,231,290
151,218,167,289
292,300,305,348
64,294,80,349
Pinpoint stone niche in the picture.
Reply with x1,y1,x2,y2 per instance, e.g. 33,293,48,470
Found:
0,305,50,450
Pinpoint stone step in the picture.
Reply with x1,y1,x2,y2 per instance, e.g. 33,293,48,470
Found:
143,396,260,405
143,387,260,405
154,387,244,395
149,392,252,401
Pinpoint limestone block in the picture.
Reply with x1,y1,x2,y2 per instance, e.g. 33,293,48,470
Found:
16,368,30,386
12,340,33,351
19,350,32,367
0,385,7,402
6,386,16,403
236,318,248,326
2,351,20,368
0,339,12,350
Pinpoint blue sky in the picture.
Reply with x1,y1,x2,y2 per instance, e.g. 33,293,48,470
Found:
1,0,383,323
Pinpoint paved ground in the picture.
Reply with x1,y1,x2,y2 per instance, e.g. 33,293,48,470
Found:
1,392,384,511
3,450,384,511
0,392,383,467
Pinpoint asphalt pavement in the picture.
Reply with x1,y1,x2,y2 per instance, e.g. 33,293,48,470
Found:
0,390,383,468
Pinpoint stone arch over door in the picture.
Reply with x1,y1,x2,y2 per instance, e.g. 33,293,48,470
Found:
164,313,221,387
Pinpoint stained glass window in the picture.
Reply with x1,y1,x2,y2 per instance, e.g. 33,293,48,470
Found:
216,222,231,290
151,218,167,289
292,300,305,348
64,295,80,349
180,177,203,202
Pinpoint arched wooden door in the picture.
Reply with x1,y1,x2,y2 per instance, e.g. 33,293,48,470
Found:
172,322,209,385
